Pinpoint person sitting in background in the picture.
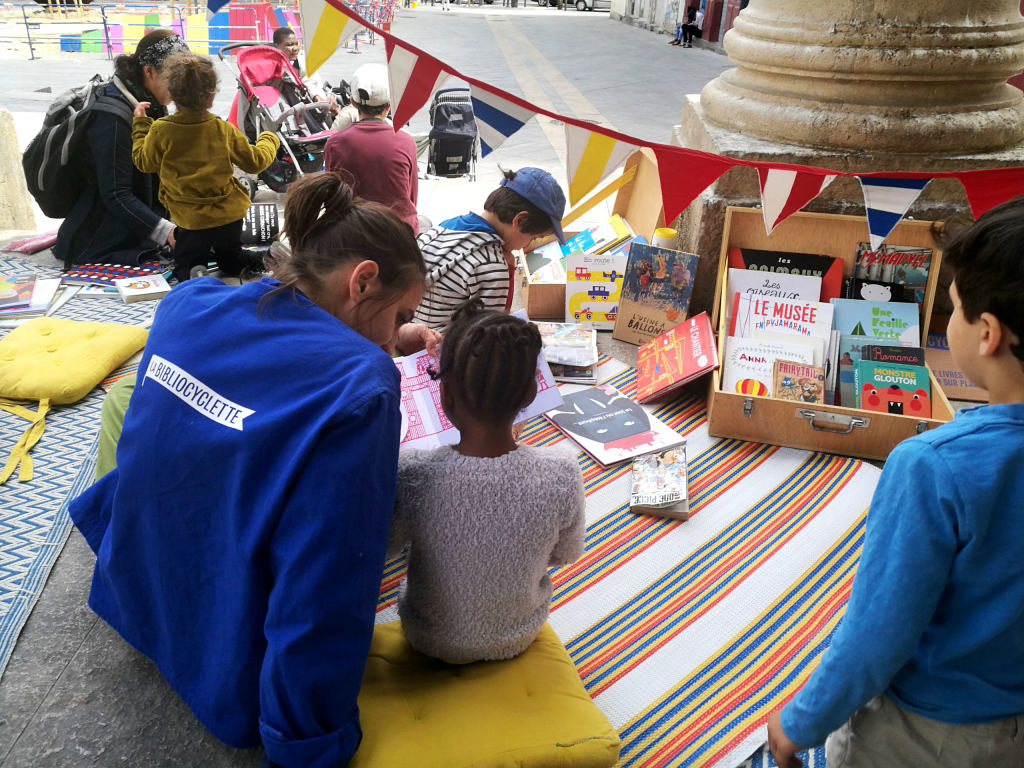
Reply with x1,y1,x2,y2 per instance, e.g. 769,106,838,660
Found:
389,300,586,663
271,26,334,108
131,53,280,282
767,197,1024,768
54,29,188,268
414,167,566,332
324,63,420,234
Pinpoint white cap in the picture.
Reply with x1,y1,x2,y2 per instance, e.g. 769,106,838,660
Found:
350,63,391,108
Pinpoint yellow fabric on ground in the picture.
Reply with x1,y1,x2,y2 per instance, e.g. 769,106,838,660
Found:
351,621,620,768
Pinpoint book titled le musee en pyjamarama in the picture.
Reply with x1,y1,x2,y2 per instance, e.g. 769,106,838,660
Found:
630,444,689,520
635,312,719,403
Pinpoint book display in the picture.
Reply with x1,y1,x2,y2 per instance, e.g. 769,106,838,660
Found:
707,206,954,462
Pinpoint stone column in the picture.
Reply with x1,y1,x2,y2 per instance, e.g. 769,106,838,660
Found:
674,0,1024,318
0,109,35,232
701,0,1024,153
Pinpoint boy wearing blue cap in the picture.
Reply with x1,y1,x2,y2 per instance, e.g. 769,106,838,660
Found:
414,167,567,332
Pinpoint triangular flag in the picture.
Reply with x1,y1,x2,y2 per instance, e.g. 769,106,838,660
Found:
955,166,1024,220
757,167,836,235
564,124,639,206
469,85,536,157
651,145,735,226
386,40,450,130
300,0,362,77
857,176,931,250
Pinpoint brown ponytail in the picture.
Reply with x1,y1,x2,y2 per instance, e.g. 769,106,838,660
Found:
269,172,425,306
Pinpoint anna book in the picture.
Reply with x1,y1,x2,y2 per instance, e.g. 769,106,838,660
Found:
721,336,814,397
635,312,719,403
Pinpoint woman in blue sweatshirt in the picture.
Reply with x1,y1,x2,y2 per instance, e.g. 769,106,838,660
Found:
70,172,429,767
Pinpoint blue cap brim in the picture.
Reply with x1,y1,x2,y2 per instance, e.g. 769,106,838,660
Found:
551,217,566,245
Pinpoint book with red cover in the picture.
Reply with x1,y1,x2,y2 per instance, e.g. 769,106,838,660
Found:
728,247,844,303
635,312,719,403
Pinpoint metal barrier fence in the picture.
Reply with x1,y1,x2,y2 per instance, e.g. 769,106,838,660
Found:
0,1,395,60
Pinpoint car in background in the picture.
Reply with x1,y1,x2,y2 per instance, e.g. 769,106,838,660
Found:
573,0,610,10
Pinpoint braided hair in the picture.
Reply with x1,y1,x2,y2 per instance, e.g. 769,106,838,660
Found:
430,300,542,423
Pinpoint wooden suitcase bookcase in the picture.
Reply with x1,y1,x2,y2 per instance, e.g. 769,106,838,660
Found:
707,207,955,462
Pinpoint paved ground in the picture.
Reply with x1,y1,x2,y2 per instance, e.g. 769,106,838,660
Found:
0,7,732,768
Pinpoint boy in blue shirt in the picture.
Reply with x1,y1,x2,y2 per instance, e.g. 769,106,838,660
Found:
767,197,1024,767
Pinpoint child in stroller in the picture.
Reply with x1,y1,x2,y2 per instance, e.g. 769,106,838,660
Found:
220,42,335,196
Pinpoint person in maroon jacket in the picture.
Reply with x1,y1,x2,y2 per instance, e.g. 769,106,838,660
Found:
323,63,420,235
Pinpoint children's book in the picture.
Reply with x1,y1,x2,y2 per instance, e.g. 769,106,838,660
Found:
924,332,988,402
114,274,170,303
61,263,166,288
241,202,280,245
546,384,684,466
772,359,826,403
721,337,814,396
842,277,914,304
854,243,930,304
0,276,59,317
524,239,569,283
0,273,37,310
829,298,920,346
613,242,700,345
564,239,630,330
535,322,599,368
395,347,563,452
629,444,689,520
853,360,931,417
725,268,822,324
730,292,834,367
635,312,719,403
548,362,598,384
860,344,925,366
589,214,634,255
727,247,843,302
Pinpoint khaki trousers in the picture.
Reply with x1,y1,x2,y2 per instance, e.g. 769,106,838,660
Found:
826,694,1024,768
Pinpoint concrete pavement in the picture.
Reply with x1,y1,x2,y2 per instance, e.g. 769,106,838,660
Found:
0,8,730,767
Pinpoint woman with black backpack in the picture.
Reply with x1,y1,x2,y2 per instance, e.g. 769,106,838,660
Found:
53,29,189,268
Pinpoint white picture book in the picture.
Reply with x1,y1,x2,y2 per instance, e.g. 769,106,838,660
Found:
395,347,563,452
545,384,683,466
114,274,170,303
721,336,815,397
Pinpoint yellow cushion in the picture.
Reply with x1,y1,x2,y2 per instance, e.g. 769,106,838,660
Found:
351,622,620,768
0,317,147,405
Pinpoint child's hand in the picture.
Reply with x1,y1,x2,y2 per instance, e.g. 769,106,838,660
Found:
396,323,442,357
134,101,151,118
766,710,802,768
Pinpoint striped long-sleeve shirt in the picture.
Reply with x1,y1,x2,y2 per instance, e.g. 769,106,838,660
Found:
413,225,513,332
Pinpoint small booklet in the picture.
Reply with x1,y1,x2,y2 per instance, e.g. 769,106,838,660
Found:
629,444,689,520
114,274,170,303
772,359,826,403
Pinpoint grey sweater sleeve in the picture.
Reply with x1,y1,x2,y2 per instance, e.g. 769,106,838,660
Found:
548,452,586,566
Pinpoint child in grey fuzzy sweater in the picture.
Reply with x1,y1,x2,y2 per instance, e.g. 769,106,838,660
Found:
388,301,586,663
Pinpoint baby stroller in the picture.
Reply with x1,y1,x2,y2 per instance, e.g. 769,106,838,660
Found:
220,42,335,197
427,87,478,180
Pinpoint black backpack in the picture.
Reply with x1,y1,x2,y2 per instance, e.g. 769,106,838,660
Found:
22,76,134,219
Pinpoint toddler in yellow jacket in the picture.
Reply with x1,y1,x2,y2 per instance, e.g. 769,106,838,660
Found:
131,53,280,282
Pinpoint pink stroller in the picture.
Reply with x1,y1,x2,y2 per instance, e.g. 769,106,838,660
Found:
220,42,334,196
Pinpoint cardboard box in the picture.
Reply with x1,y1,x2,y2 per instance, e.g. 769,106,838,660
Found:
707,206,954,462
520,148,665,320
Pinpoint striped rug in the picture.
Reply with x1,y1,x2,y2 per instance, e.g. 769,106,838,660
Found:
376,356,878,768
